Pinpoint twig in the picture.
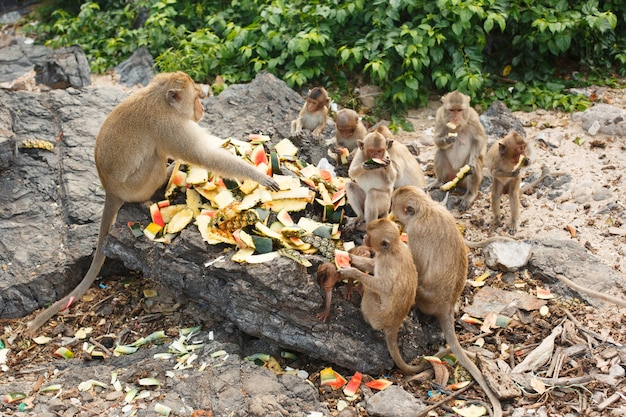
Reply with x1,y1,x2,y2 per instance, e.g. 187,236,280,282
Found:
415,381,476,417
597,389,626,412
89,337,113,357
536,375,595,386
564,309,623,347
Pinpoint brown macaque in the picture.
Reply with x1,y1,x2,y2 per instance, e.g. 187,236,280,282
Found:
328,108,367,163
315,245,373,322
485,131,534,235
27,72,280,332
290,87,329,138
336,218,420,373
390,186,502,417
433,91,487,211
334,108,367,151
373,125,426,189
346,131,397,230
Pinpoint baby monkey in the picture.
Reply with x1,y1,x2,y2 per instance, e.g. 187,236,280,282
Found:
291,86,329,138
315,245,373,321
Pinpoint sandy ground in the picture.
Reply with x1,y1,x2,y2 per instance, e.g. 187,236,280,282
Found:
395,89,626,281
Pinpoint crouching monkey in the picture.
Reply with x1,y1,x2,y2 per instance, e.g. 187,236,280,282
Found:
28,71,280,332
336,218,419,374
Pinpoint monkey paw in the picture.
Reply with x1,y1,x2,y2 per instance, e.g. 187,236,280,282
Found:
262,177,280,192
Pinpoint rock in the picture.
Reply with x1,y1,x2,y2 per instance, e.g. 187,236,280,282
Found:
114,46,154,87
535,129,564,148
483,240,533,272
575,104,626,136
365,385,425,417
0,38,53,84
529,239,626,308
34,45,91,89
479,100,526,142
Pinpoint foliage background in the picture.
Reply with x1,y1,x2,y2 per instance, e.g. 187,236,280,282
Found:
21,0,626,116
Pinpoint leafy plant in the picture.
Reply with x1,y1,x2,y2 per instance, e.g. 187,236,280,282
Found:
18,0,624,115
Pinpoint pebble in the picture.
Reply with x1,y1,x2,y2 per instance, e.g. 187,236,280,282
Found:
592,187,613,201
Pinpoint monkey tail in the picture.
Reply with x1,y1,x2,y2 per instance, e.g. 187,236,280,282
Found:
555,274,626,308
27,194,124,333
384,327,428,374
439,314,502,417
464,236,516,249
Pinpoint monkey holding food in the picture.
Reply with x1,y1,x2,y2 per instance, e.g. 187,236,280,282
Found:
335,218,420,374
346,131,398,230
315,245,373,322
290,86,330,138
328,108,367,163
485,131,534,235
390,185,503,417
433,90,487,211
28,71,280,332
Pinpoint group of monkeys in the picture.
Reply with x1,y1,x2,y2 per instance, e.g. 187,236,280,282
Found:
292,87,520,416
24,72,625,417
291,86,532,235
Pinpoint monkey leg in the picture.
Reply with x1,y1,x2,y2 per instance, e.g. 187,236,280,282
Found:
490,180,504,227
345,181,366,219
508,186,521,235
459,168,482,212
364,189,392,225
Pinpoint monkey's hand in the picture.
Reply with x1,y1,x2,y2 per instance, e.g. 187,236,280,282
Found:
261,176,280,191
445,133,458,144
511,167,521,177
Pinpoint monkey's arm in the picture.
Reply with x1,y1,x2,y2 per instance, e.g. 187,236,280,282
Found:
168,123,279,191
338,267,390,296
465,124,487,168
349,254,375,274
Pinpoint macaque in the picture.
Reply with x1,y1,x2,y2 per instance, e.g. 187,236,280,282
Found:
290,87,329,138
336,218,420,373
346,129,426,230
330,108,367,157
373,125,426,188
28,71,280,332
390,186,502,417
485,131,534,235
315,245,373,322
433,91,487,211
346,131,397,230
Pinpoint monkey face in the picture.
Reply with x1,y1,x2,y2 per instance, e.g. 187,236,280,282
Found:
306,98,320,112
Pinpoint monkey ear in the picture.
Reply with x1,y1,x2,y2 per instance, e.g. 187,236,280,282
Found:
386,139,394,149
166,89,184,105
498,142,506,155
357,140,365,150
404,203,416,216
381,237,391,250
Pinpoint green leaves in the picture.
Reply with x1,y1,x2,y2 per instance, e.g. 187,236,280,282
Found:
24,0,625,115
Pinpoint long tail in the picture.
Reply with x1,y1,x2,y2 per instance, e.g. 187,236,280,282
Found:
27,194,123,333
384,327,427,374
439,314,502,417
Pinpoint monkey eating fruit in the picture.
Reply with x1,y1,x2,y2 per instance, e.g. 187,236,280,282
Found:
27,71,280,332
